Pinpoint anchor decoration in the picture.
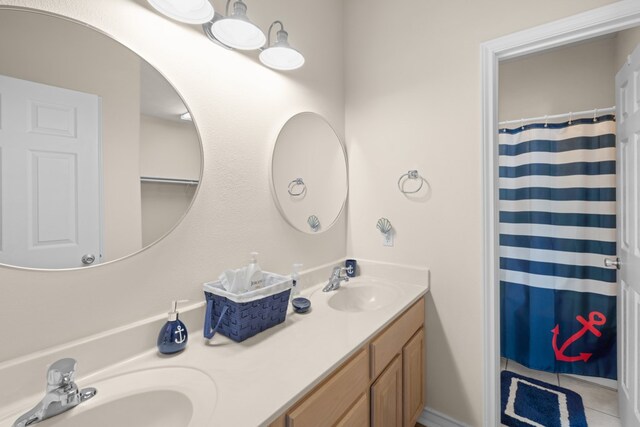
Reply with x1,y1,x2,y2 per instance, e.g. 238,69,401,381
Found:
174,325,186,344
551,311,606,362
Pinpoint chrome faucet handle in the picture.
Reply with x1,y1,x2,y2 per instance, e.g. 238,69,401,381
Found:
47,358,77,390
331,265,347,277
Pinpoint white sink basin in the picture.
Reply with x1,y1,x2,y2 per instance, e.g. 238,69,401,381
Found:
2,367,216,427
327,280,400,312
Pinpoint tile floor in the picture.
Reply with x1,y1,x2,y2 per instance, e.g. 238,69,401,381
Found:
502,358,620,427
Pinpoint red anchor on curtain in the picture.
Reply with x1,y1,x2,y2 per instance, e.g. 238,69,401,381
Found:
551,311,606,362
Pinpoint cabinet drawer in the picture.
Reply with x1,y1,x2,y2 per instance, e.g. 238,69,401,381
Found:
287,348,369,427
335,392,369,427
370,298,424,379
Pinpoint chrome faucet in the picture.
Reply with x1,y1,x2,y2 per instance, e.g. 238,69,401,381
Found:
323,265,349,292
13,358,97,427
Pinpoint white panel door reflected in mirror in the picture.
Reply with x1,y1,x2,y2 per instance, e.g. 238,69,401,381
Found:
271,113,347,234
0,8,202,269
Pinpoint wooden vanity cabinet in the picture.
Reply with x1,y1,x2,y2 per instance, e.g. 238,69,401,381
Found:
271,297,425,427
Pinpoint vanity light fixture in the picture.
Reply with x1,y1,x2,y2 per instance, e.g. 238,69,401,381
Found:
147,0,214,24
208,0,266,50
259,21,305,71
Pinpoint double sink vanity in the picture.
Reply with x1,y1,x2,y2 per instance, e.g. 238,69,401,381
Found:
0,262,429,426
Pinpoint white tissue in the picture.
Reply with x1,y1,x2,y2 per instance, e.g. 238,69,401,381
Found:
219,267,251,294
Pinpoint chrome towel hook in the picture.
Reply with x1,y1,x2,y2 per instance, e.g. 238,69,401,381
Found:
288,178,307,197
397,170,425,194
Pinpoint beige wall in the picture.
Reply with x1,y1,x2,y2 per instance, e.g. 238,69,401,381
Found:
344,0,618,425
499,37,617,122
141,182,197,247
140,114,201,245
0,10,142,262
499,27,640,125
0,0,346,364
614,26,640,72
139,114,201,181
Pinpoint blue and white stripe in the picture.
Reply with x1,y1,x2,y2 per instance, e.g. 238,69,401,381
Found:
500,116,618,379
498,116,617,296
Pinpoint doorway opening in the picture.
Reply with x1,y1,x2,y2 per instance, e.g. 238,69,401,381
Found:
482,2,640,426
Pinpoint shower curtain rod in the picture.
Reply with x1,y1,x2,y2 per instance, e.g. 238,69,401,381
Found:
499,106,616,127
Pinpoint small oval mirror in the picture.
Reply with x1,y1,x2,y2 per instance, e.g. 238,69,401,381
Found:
271,113,347,233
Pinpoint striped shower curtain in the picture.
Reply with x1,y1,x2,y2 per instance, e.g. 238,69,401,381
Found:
499,115,617,379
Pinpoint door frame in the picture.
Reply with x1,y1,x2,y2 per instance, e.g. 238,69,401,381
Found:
481,1,640,425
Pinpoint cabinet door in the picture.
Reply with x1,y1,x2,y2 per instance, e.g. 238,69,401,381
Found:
336,392,369,427
403,328,425,427
371,354,402,427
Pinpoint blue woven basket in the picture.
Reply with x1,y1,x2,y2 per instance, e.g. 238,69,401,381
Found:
203,273,291,342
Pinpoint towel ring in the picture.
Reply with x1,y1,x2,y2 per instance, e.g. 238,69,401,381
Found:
288,178,307,196
397,170,424,194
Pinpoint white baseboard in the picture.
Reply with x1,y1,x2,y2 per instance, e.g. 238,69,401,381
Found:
418,407,471,427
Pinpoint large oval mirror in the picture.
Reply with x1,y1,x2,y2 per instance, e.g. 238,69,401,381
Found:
0,9,202,269
271,113,347,234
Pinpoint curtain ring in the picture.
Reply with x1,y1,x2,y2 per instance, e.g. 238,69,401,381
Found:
520,118,525,130
397,170,424,194
569,112,573,125
593,108,598,122
544,115,548,128
288,178,306,197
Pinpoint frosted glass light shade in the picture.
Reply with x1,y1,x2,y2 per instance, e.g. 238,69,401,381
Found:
260,28,304,71
210,18,266,50
259,46,305,71
147,0,214,24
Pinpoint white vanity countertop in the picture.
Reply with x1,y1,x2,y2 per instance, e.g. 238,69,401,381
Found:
0,261,429,427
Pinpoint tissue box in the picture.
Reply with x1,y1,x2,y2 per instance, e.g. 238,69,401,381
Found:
203,272,291,342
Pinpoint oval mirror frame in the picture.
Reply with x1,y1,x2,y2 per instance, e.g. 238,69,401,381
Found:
0,6,204,271
270,112,348,234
